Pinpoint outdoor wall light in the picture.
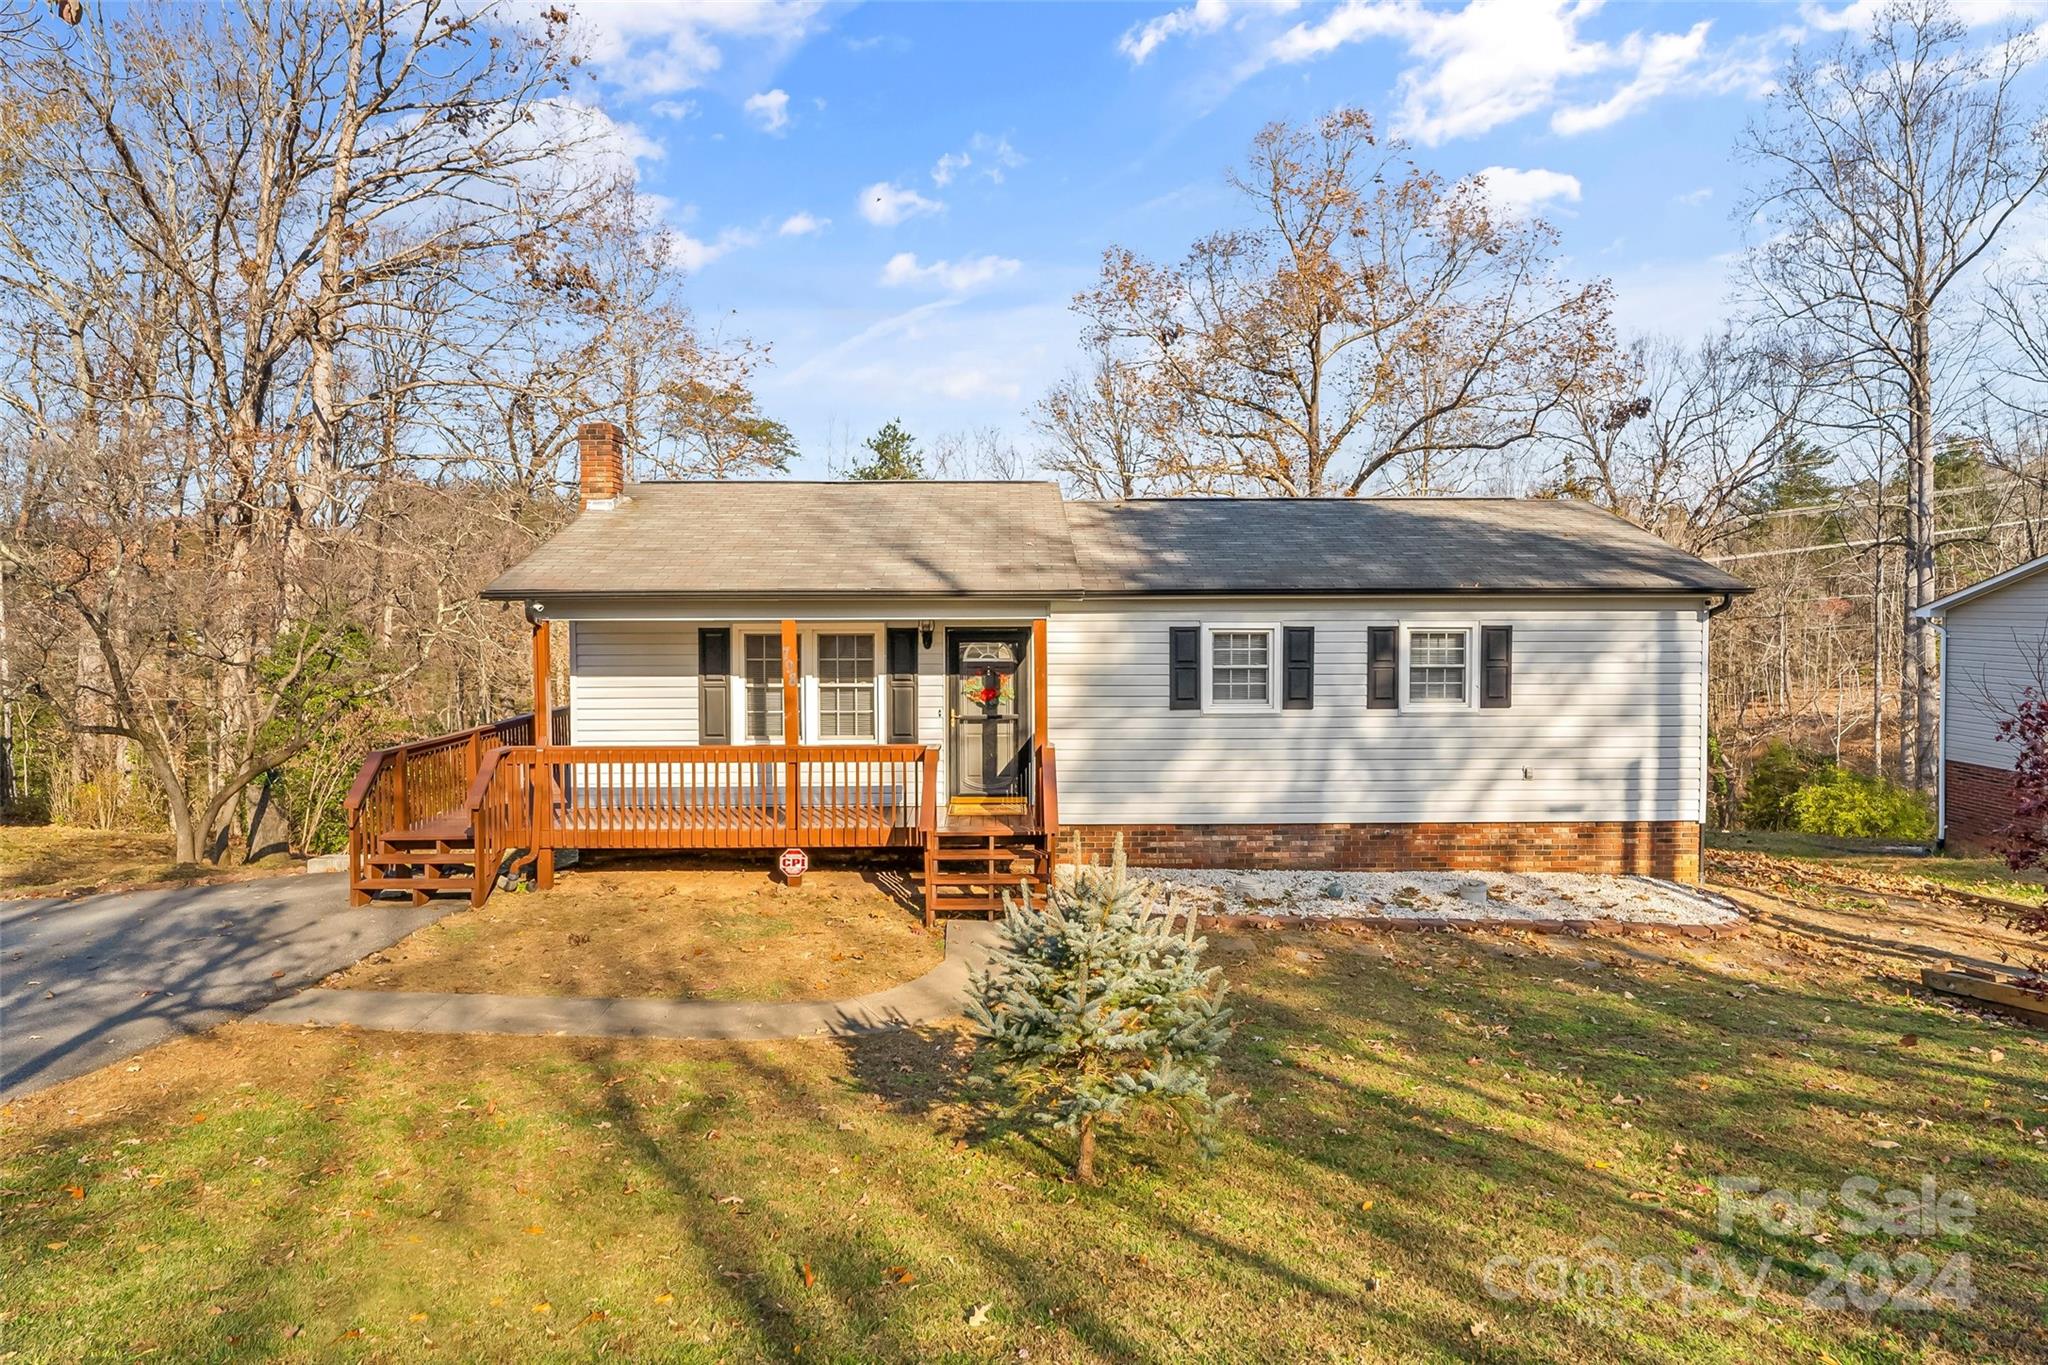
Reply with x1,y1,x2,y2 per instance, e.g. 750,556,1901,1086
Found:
919,621,935,648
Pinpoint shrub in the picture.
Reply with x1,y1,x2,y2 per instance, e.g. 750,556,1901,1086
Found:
1740,742,1825,830
1788,766,1934,842
967,840,1234,1183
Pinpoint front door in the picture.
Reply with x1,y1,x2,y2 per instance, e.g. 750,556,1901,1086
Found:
949,630,1029,800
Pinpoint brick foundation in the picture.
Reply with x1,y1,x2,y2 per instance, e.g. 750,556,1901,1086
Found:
1943,759,2021,852
1063,821,1702,883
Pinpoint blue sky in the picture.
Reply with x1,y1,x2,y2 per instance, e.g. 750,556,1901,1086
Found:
558,0,2038,476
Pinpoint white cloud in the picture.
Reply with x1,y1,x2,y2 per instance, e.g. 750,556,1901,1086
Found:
859,181,943,226
1120,0,1234,63
1130,0,1758,146
1551,22,1712,135
878,251,1021,292
1470,166,1581,219
522,97,662,185
670,225,762,271
559,0,828,97
1674,186,1714,207
778,210,829,236
930,132,1025,187
743,88,791,134
648,98,698,121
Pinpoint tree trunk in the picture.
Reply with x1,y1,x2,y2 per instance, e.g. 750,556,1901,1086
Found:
1075,1114,1096,1184
1906,324,1941,789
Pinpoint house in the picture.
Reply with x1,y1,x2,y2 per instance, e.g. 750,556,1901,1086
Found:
345,424,1749,920
1916,552,2048,851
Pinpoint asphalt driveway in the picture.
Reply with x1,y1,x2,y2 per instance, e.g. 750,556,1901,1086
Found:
1,874,452,1101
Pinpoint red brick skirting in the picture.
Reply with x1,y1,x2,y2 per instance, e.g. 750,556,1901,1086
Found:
1063,822,1702,882
1944,759,2021,852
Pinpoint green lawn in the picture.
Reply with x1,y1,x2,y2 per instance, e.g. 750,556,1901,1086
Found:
7,867,2048,1360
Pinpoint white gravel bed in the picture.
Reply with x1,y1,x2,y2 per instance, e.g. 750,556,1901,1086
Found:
1127,867,1740,926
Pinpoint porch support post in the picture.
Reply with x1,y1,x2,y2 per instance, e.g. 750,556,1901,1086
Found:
530,612,554,889
531,616,550,728
1032,617,1049,748
781,618,800,842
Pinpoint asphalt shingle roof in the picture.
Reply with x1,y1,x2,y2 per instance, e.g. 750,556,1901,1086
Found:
483,482,1083,599
1063,497,1750,595
481,482,1749,601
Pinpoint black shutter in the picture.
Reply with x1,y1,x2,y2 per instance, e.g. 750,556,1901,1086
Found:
1168,626,1201,711
1367,626,1398,710
698,628,731,742
1282,626,1314,709
1481,625,1513,709
886,627,919,743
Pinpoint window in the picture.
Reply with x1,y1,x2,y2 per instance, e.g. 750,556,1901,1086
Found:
1407,628,1470,704
815,633,876,738
1207,628,1273,707
742,633,784,740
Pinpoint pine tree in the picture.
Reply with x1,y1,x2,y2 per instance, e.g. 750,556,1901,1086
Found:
967,839,1234,1182
846,419,925,480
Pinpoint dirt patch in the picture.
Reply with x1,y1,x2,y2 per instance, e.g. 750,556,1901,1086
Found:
325,858,942,1000
0,823,300,900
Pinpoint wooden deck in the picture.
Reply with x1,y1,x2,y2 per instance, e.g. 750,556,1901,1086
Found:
346,725,1056,923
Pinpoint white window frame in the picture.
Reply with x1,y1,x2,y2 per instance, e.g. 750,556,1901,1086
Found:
803,625,886,744
735,629,788,743
1201,623,1279,712
1398,622,1478,711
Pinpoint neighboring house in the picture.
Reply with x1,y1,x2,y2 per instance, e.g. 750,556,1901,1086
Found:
346,424,1748,919
1917,552,2048,851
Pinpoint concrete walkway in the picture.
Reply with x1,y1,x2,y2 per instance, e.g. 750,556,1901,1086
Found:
1,874,454,1100
254,919,1001,1041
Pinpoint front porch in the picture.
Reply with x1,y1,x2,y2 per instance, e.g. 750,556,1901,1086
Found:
344,615,1057,924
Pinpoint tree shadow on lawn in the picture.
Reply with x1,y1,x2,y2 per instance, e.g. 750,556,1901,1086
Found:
1201,931,2043,1358
8,920,2040,1362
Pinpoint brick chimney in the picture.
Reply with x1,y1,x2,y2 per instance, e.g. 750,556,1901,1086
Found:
577,421,625,508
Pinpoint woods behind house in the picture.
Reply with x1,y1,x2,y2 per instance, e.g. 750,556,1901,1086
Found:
4,0,2047,860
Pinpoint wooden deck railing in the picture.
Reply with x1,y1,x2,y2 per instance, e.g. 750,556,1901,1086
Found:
532,744,938,850
344,709,564,893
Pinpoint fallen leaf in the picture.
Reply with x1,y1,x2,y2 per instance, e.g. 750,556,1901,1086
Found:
577,1310,607,1328
64,1186,83,1200
1900,1034,1919,1048
966,1302,992,1328
801,1261,816,1288
532,1302,551,1315
884,1266,915,1285
524,1225,544,1236
654,1292,674,1306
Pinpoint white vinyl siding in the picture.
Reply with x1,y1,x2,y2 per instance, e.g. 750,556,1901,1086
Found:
1049,597,1706,825
1940,571,2048,772
567,620,695,743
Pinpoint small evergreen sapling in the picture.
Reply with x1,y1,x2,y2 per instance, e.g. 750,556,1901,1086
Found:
966,840,1234,1183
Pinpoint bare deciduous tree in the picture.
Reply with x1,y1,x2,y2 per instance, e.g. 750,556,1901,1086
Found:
1072,108,1615,497
1741,0,2048,787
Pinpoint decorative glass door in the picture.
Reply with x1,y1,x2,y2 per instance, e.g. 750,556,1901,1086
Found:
948,631,1028,799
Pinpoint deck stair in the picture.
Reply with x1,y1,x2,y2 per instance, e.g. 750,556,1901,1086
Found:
920,817,1052,927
